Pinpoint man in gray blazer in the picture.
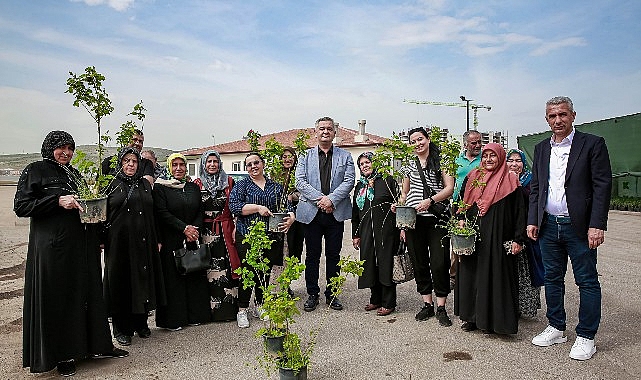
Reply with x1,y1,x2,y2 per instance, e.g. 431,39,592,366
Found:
295,116,355,311
528,96,612,361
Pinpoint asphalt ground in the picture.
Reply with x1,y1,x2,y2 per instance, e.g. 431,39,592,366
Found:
1,186,640,379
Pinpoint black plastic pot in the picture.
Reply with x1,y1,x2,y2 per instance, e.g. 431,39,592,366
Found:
279,365,307,380
263,333,285,356
268,212,289,232
395,206,416,229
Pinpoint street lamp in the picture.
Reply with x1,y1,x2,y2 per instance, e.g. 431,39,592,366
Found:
460,95,472,132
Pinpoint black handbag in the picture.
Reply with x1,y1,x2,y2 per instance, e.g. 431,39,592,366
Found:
173,240,211,275
392,242,414,284
415,158,451,221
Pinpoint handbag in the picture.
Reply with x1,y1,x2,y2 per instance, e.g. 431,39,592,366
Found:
415,158,450,220
173,240,211,275
392,241,414,284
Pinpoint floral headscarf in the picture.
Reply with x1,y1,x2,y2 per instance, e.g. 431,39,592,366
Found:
199,150,229,194
355,152,379,210
41,130,75,162
506,148,532,187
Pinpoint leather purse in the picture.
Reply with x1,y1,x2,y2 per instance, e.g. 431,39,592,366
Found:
173,240,211,275
392,242,415,284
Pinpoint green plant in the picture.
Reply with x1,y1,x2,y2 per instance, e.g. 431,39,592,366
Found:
440,200,478,239
370,132,415,206
429,125,462,178
246,129,262,152
66,66,115,198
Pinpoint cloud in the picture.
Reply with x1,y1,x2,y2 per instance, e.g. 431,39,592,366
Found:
530,37,587,56
70,0,135,12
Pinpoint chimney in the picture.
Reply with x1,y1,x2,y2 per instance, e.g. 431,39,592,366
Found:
354,119,369,143
333,122,343,145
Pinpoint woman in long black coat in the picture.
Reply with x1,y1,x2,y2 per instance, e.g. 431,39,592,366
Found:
351,152,400,316
154,153,210,330
103,147,166,345
14,131,127,376
454,143,527,335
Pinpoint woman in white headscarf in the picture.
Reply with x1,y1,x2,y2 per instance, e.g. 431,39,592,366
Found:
154,153,211,330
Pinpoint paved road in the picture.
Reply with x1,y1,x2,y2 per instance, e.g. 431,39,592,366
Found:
0,186,640,379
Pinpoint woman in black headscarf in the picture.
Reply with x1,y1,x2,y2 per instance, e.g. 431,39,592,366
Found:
103,147,166,346
14,131,128,377
351,152,400,316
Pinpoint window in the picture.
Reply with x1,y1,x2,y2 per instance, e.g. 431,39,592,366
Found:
188,163,196,177
232,161,242,171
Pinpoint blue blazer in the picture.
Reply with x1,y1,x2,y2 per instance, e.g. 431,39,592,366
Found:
528,130,612,237
295,145,355,224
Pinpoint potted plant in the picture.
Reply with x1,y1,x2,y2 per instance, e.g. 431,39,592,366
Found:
245,129,310,232
370,133,416,229
65,67,147,223
235,220,363,379
442,199,478,255
65,66,115,223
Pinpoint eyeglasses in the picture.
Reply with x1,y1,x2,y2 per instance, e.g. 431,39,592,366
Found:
282,154,295,159
245,160,261,168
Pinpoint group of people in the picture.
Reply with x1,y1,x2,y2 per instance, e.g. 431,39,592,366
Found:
15,97,612,377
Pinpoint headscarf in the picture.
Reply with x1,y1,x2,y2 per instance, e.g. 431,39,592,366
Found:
41,130,75,161
116,147,142,183
506,148,532,187
156,152,188,189
463,143,519,216
355,152,380,210
198,150,229,194
281,146,298,191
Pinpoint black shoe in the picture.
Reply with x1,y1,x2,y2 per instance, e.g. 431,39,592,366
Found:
115,334,132,346
435,306,452,327
93,347,129,359
137,327,151,339
326,297,343,311
461,321,477,332
303,294,320,312
415,303,435,321
57,360,76,377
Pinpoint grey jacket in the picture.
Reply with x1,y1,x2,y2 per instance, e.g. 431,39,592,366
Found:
295,145,355,224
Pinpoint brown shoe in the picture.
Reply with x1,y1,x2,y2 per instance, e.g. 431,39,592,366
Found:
377,307,395,316
365,303,381,311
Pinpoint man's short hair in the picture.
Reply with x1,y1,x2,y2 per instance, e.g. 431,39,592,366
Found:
462,130,481,143
315,116,335,128
141,149,156,159
134,128,144,136
546,96,574,112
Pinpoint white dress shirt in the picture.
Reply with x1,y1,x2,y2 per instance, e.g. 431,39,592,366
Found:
545,128,575,216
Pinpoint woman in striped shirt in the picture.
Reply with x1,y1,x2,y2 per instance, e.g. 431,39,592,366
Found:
400,127,455,327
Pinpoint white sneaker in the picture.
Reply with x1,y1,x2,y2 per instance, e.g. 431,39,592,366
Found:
255,306,269,321
532,325,567,347
236,310,250,328
569,337,596,360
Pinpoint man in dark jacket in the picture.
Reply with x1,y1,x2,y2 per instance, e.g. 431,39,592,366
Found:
528,96,612,361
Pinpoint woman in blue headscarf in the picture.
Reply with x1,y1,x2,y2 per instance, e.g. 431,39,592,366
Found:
351,152,400,316
507,148,543,318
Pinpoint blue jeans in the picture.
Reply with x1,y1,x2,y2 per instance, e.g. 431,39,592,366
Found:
304,212,344,298
539,214,601,339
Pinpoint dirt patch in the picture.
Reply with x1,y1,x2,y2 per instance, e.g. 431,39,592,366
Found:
443,351,473,362
0,317,22,334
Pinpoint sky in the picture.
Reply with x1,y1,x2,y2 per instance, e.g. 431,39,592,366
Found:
1,0,640,154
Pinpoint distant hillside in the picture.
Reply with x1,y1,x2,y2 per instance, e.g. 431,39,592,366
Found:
0,145,176,172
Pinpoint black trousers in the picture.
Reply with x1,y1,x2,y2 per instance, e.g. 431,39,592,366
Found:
370,280,397,309
112,312,149,337
304,212,344,298
405,215,451,298
235,232,284,308
286,220,305,262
